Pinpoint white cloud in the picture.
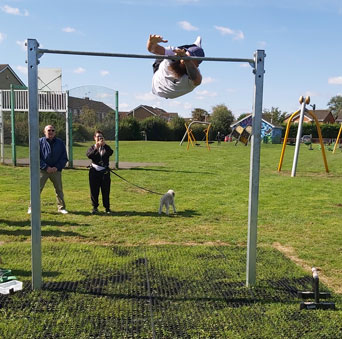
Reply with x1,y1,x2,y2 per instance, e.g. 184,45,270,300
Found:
16,40,27,51
100,70,109,76
62,27,76,33
73,67,86,74
214,25,244,40
328,76,342,85
202,77,215,85
96,93,111,99
135,92,156,101
184,102,193,110
0,32,6,43
178,21,199,31
257,41,267,49
195,90,217,98
16,65,27,75
1,5,29,16
119,103,130,110
168,100,182,107
304,91,318,98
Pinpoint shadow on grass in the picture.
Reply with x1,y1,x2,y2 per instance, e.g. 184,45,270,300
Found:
13,269,60,278
129,167,215,175
0,228,87,238
70,209,199,217
40,275,307,308
0,218,91,228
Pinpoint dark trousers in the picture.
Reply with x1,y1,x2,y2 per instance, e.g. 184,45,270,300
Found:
89,167,111,209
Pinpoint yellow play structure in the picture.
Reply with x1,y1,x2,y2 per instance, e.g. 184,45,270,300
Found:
180,121,212,151
333,124,342,154
278,96,329,175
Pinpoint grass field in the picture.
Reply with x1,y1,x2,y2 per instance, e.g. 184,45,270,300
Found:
1,141,342,338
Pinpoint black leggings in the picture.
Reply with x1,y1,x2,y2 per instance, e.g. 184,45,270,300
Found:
89,167,111,209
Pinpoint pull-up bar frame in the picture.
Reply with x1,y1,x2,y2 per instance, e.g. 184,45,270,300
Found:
27,38,265,290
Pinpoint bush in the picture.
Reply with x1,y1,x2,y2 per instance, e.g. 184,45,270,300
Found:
140,117,171,141
119,117,141,140
72,124,93,142
281,123,341,140
168,117,186,141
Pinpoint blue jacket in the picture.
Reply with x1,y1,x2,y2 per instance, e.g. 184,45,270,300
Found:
40,137,68,171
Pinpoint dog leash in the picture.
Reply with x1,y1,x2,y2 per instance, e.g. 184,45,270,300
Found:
107,168,163,196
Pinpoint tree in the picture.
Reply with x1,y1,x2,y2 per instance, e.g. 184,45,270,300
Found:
262,107,287,125
119,117,141,140
236,113,250,121
140,116,170,141
327,95,342,118
79,106,97,127
191,108,208,122
169,116,186,141
210,104,234,136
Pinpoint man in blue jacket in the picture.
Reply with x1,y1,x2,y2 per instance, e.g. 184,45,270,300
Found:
28,125,69,214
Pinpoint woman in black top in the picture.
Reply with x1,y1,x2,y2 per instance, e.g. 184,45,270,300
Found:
86,130,113,214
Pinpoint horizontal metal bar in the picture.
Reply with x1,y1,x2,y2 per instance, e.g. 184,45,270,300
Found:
38,48,255,64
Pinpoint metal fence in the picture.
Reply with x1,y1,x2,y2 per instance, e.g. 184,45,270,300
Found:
0,90,67,112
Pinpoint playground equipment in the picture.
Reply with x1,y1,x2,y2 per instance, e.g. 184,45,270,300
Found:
332,123,342,154
278,96,329,176
26,39,265,289
298,267,335,310
231,125,252,145
181,121,211,150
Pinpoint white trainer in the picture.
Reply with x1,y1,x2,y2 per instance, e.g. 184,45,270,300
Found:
58,209,68,214
27,207,31,214
193,36,202,48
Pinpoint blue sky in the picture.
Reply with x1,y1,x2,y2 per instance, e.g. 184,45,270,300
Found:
1,0,342,118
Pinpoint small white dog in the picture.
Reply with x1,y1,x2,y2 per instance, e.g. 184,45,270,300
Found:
159,190,176,215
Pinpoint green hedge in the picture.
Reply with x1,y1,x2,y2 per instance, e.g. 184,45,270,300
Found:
282,123,341,139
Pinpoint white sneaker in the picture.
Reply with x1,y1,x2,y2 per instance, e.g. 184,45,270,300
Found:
58,209,68,214
193,36,202,48
27,207,31,214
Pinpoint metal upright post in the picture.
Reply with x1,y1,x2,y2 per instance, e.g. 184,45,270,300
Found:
246,50,265,287
0,91,4,164
66,91,73,168
115,90,119,169
27,39,42,290
10,85,17,166
291,97,307,177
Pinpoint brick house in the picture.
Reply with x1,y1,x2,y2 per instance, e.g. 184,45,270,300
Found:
68,96,115,122
127,105,178,121
0,64,26,89
283,110,335,124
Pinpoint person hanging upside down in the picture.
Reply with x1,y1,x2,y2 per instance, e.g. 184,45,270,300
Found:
147,34,204,99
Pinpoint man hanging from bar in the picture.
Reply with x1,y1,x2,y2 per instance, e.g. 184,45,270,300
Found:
147,34,204,99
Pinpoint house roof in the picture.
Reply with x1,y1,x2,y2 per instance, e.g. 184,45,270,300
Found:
0,64,26,86
284,109,333,122
129,105,178,120
68,96,114,113
230,113,277,128
129,105,168,116
335,112,342,123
